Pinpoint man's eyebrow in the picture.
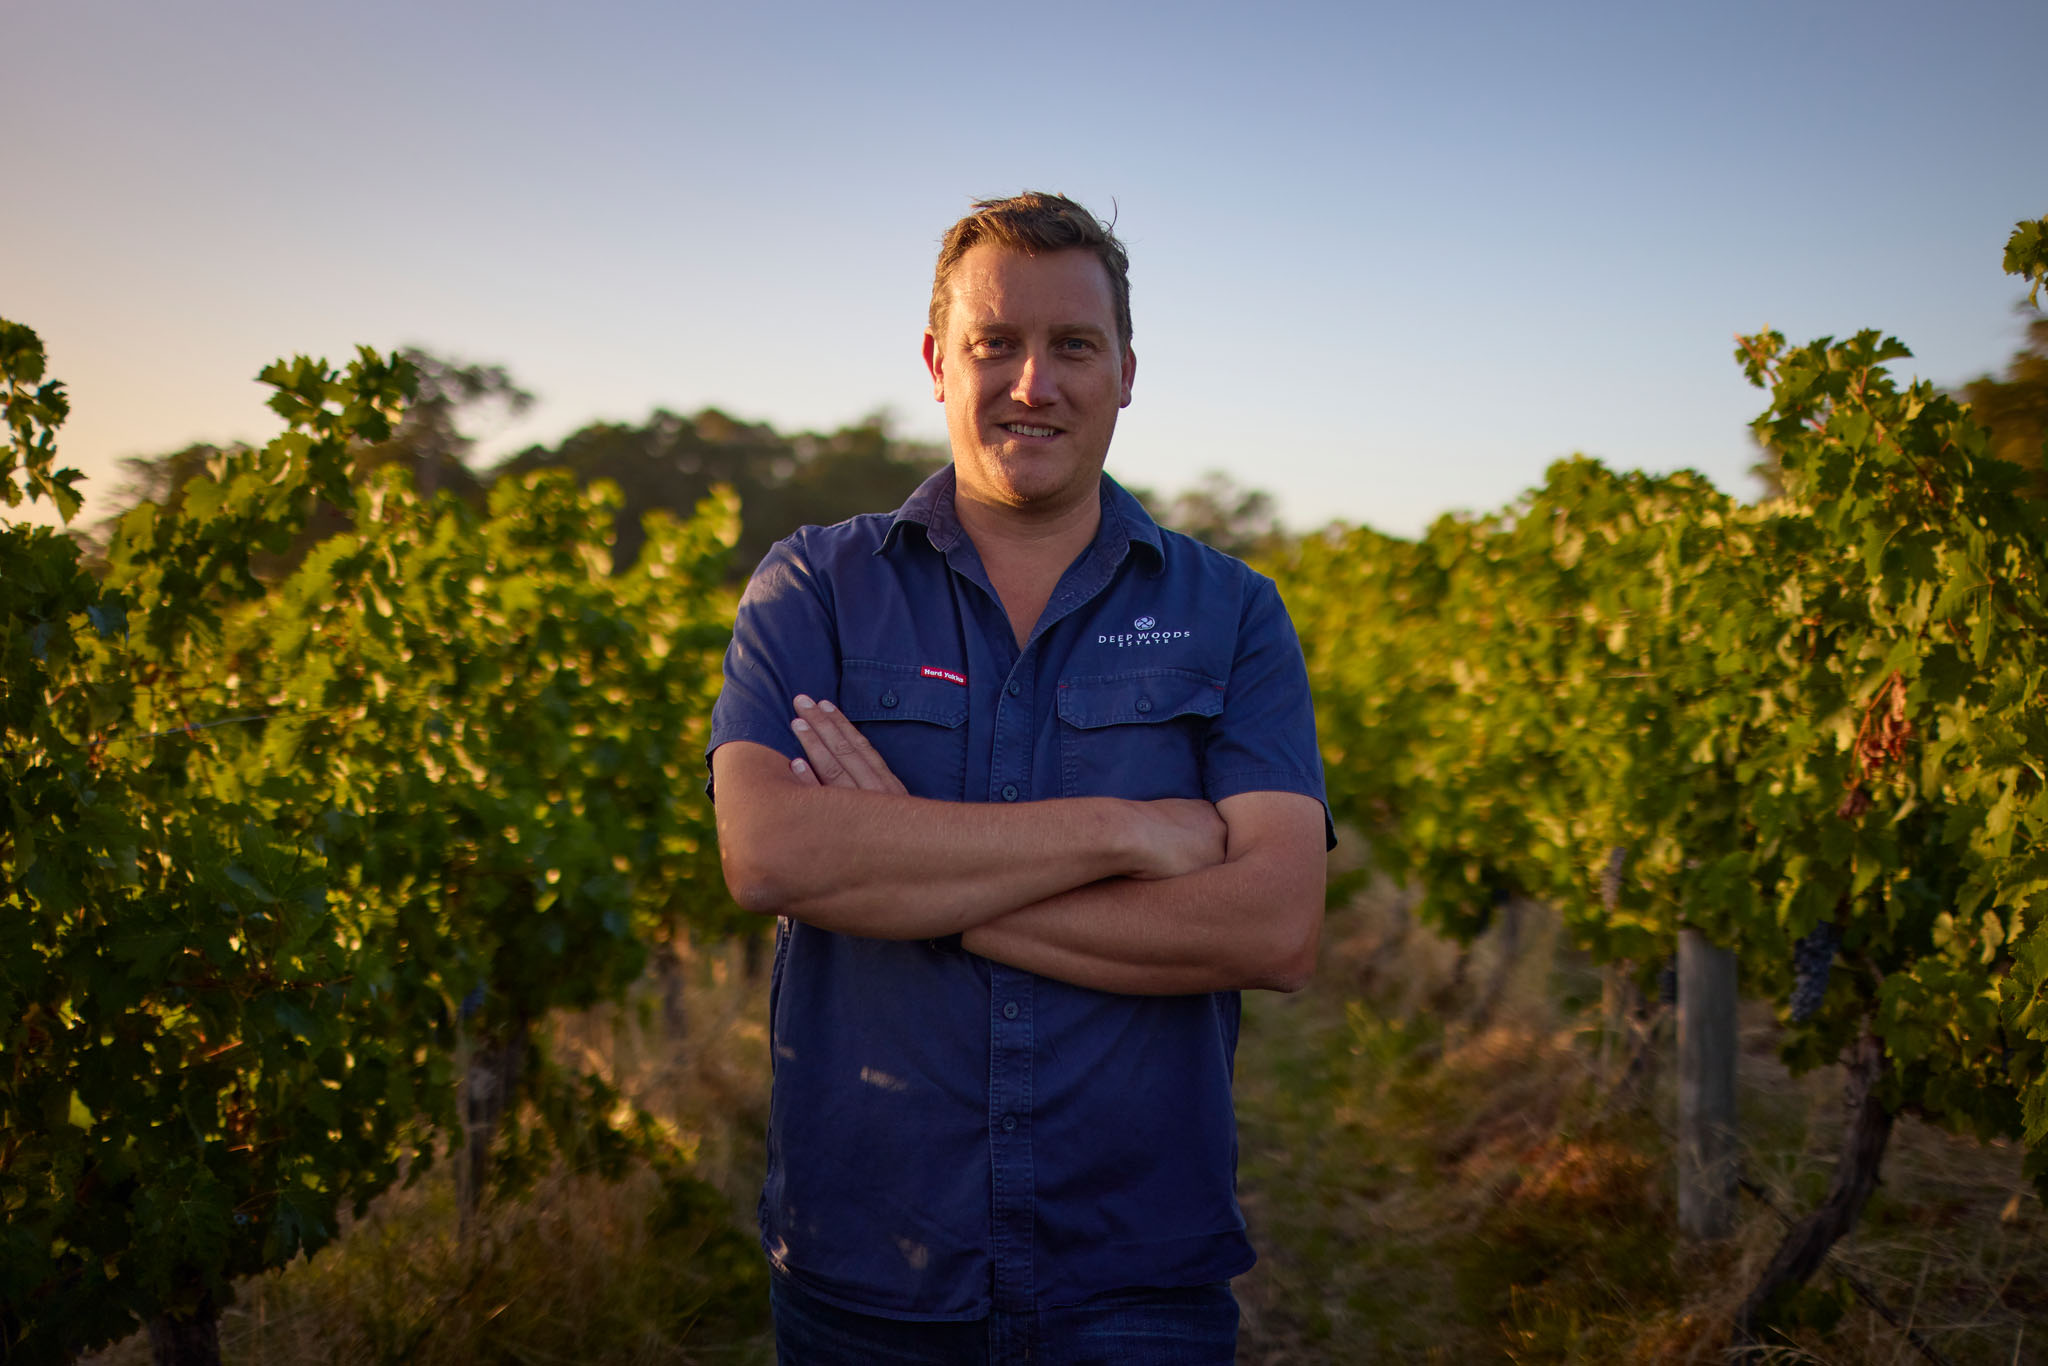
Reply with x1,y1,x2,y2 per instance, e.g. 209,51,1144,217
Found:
961,320,1113,341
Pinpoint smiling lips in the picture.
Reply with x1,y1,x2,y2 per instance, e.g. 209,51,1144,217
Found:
1001,422,1060,438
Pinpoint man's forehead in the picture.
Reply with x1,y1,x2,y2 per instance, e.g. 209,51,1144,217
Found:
945,245,1119,328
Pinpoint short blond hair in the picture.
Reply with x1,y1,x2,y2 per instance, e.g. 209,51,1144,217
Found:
929,192,1132,351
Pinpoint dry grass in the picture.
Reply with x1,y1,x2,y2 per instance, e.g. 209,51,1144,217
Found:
82,900,2044,1364
82,936,779,1366
1233,881,2047,1364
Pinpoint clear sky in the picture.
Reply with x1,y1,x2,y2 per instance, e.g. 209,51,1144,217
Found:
6,0,2043,538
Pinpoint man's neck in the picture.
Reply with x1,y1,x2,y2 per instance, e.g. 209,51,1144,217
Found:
951,474,1103,570
952,473,1104,648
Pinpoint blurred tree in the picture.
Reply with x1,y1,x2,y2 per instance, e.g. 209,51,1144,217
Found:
83,347,531,568
1152,469,1288,560
97,440,235,525
497,408,943,574
358,348,532,500
1956,313,2048,496
1747,430,1786,502
82,442,244,557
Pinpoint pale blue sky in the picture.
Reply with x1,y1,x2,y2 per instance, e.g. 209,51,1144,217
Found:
6,0,2042,537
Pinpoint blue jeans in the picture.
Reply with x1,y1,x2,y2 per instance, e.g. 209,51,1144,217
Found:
769,1272,1239,1365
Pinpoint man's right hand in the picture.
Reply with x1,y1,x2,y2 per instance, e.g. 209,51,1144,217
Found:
787,694,907,794
1126,798,1228,880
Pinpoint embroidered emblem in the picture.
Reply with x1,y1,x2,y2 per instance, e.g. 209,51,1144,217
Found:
920,666,967,686
1098,620,1194,647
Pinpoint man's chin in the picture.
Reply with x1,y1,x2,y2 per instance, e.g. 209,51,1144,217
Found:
976,464,1101,511
994,442,1105,480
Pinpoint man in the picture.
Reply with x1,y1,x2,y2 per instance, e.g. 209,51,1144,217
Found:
708,192,1331,1364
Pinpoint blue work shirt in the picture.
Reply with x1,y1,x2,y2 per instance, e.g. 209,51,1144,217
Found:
707,465,1330,1320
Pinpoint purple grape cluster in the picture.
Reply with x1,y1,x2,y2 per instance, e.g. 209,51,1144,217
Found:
1657,955,1677,1006
1599,846,1627,912
1789,921,1841,1023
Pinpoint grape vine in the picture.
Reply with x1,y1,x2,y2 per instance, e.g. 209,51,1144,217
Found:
1,324,740,1363
1273,216,2048,1333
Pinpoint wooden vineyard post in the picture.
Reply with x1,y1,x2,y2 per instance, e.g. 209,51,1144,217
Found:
1677,928,1739,1239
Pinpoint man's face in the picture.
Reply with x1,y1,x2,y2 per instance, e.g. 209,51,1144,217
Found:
923,243,1136,515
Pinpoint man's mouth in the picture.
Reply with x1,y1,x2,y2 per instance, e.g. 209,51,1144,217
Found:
1001,423,1059,438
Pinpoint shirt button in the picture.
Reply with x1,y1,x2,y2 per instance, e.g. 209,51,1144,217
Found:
1001,1114,1017,1132
1006,679,1021,696
1135,696,1153,714
1002,1001,1019,1020
880,691,898,708
1001,783,1019,802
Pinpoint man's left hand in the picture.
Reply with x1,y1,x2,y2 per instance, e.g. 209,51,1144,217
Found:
788,694,906,794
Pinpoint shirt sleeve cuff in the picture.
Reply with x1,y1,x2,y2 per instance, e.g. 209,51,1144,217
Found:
703,726,805,799
1205,767,1338,850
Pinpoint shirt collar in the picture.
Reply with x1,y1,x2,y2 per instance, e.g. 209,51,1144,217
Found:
880,465,1165,568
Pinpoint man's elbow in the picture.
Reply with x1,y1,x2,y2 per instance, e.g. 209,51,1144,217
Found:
724,873,791,919
717,836,796,918
1267,900,1324,993
710,745,819,917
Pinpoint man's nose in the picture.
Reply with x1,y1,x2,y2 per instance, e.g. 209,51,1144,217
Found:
1010,350,1058,406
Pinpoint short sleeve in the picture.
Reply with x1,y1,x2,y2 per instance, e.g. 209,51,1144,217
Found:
1203,573,1336,849
705,535,842,797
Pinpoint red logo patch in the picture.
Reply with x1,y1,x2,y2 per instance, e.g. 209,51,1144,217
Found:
920,666,967,686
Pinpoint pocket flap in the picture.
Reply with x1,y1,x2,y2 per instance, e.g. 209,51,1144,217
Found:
838,659,970,727
1056,670,1225,729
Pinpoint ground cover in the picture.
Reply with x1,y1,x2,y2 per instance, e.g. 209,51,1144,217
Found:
82,895,2044,1365
1234,888,2046,1364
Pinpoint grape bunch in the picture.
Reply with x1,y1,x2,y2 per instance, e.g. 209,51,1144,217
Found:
1789,921,1842,1023
1657,954,1677,1006
1599,846,1627,912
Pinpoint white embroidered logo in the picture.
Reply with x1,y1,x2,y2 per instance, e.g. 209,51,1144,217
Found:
1098,614,1193,648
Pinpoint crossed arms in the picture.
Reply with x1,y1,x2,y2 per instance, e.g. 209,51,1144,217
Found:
710,695,1326,996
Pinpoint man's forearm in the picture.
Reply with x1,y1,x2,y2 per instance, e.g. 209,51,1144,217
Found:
960,861,1321,996
960,791,1328,996
722,787,1129,937
712,738,1225,940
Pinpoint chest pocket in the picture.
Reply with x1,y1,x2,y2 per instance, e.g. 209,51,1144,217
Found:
837,659,970,802
1056,669,1225,801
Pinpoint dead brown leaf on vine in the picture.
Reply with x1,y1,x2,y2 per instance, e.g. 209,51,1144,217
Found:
1841,671,1912,824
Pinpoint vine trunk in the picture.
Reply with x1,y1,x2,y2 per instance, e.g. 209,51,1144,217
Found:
1733,1026,1895,1346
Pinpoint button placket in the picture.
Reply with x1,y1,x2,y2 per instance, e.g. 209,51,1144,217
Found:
987,965,1035,1311
992,656,1033,805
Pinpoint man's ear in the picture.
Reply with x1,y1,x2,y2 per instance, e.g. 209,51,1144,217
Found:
923,328,945,402
1119,344,1136,409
